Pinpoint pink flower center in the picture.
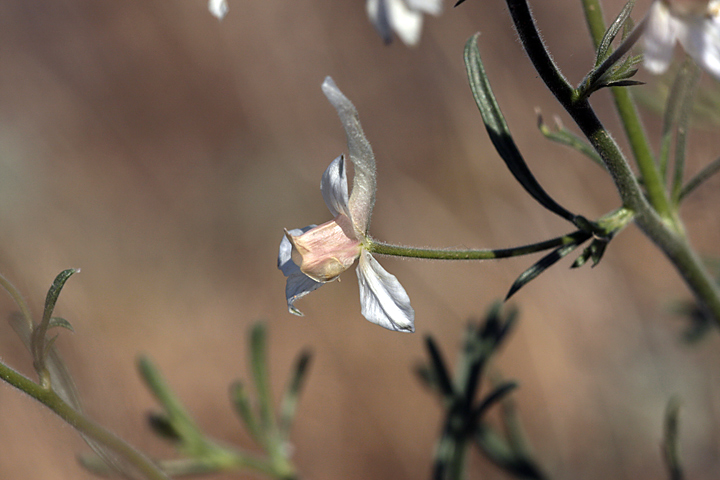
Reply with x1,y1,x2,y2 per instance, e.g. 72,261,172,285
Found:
288,214,362,282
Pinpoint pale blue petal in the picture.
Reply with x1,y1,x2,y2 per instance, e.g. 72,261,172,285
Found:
356,250,414,332
322,77,376,233
367,0,393,44
386,0,424,46
320,155,351,219
406,0,442,15
278,226,323,315
208,0,228,19
643,2,679,74
678,14,720,80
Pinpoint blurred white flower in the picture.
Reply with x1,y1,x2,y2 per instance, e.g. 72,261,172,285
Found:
278,77,415,333
643,0,720,79
366,0,443,46
208,0,228,20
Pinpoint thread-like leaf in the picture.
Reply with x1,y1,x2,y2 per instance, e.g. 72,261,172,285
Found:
537,112,605,169
470,381,518,425
425,336,454,398
506,236,589,300
137,356,206,454
596,0,636,65
250,322,275,434
663,397,683,480
229,381,264,445
464,34,577,224
278,349,312,438
32,269,79,374
48,317,75,333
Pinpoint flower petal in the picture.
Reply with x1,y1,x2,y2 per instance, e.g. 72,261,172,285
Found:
387,0,424,46
406,0,443,16
367,0,394,44
643,2,680,74
321,155,351,218
677,12,720,79
208,0,228,19
356,250,415,332
287,216,361,282
322,77,376,234
278,226,323,315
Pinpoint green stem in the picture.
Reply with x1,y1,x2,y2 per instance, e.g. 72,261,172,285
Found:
157,455,288,479
581,0,674,222
448,437,469,480
505,0,720,325
0,272,33,329
0,361,169,480
367,231,588,260
671,62,701,204
679,155,720,202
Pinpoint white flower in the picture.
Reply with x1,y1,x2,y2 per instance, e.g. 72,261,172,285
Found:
366,0,443,46
209,0,228,20
278,77,415,333
643,0,720,79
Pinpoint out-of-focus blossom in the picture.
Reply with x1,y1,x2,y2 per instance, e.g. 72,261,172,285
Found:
366,0,443,46
278,77,415,333
643,0,720,79
209,0,228,20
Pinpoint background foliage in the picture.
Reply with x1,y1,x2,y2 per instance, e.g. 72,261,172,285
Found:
0,1,719,479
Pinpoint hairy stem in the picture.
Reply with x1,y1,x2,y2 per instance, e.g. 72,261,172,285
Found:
506,0,720,324
0,361,169,480
581,0,673,221
368,231,589,260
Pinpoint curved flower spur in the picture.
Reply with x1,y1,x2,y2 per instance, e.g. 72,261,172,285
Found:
278,77,415,333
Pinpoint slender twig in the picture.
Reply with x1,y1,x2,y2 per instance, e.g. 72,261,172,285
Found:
505,0,720,325
679,156,720,202
581,0,673,221
671,63,702,203
0,361,169,480
367,231,588,260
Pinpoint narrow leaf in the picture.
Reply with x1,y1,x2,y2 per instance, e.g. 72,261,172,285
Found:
147,413,182,442
250,322,275,433
464,34,577,224
663,397,683,480
41,269,80,329
679,155,720,201
537,112,606,169
278,349,312,437
137,356,206,453
425,336,455,398
470,381,518,425
506,236,589,300
596,0,636,66
571,238,610,268
48,317,75,333
230,381,264,445
605,79,643,88
671,62,701,203
32,269,79,372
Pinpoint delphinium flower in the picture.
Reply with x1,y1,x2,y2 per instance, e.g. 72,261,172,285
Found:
366,0,443,46
643,0,720,79
209,0,228,20
278,77,415,333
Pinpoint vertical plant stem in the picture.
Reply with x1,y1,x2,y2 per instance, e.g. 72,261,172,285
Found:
448,437,469,480
671,62,701,203
581,0,673,221
505,0,720,325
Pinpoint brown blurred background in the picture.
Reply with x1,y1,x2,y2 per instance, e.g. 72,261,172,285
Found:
0,0,719,479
